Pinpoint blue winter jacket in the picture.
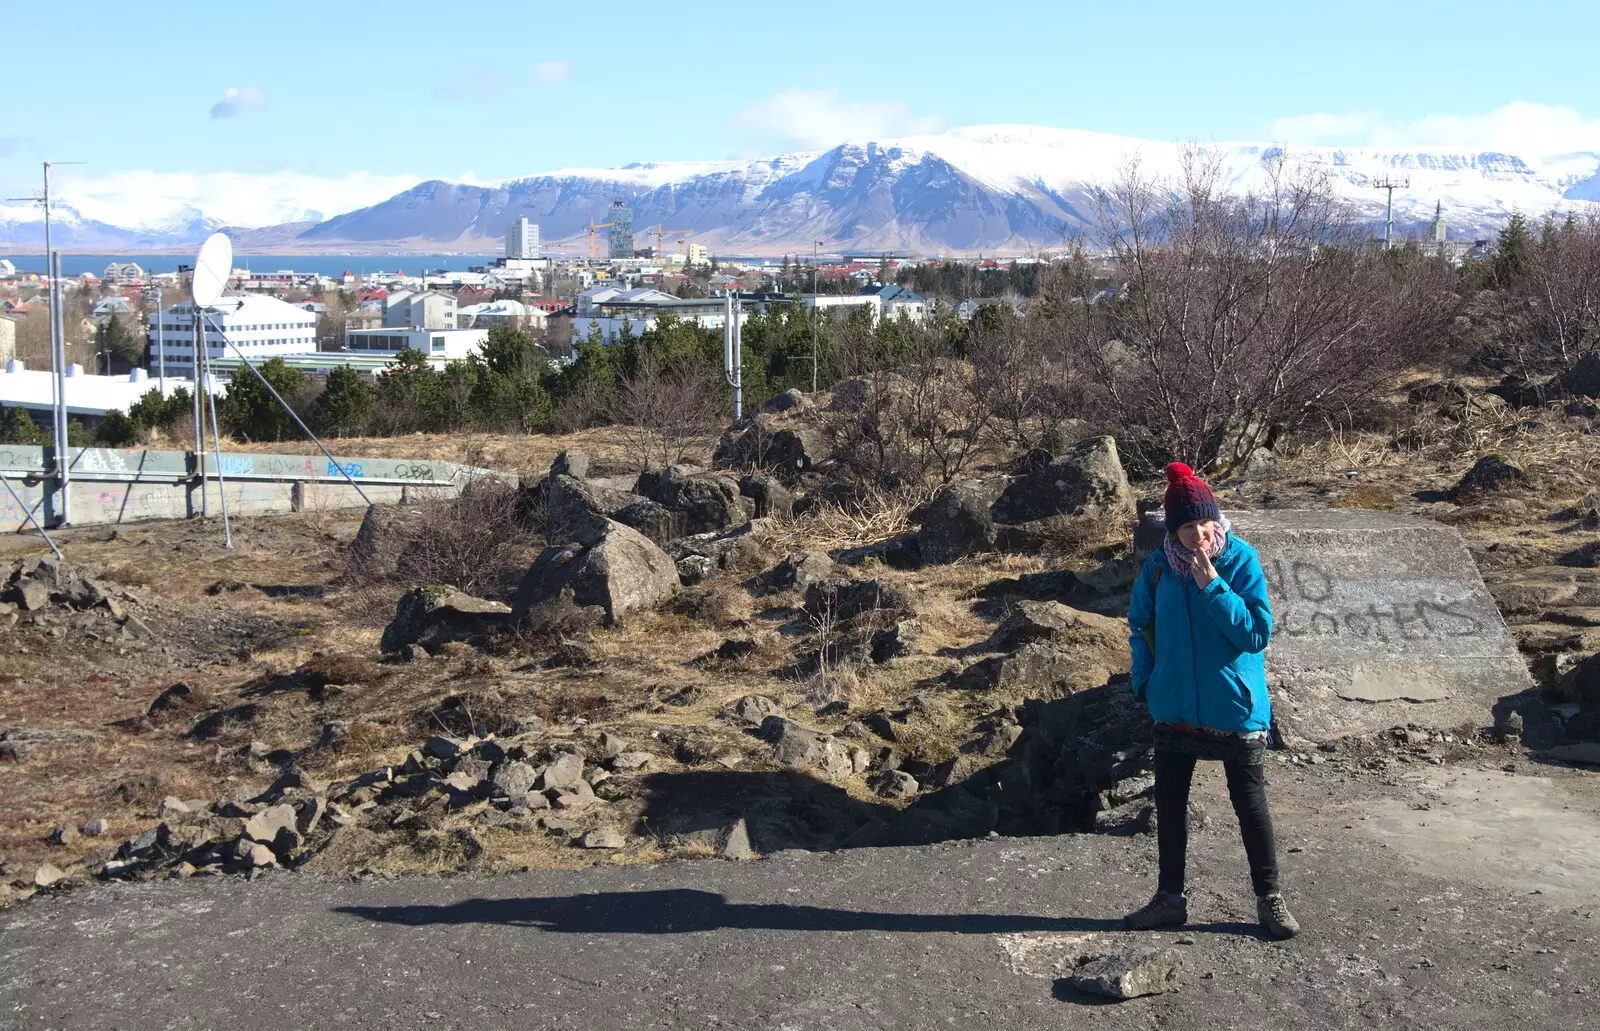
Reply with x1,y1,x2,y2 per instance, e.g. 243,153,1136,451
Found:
1127,535,1274,733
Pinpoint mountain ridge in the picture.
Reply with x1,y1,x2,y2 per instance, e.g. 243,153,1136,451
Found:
5,124,1597,255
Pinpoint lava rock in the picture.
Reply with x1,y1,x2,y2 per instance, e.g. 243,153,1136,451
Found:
1069,948,1184,1000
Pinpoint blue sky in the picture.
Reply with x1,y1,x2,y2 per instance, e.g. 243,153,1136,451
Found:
5,0,1598,225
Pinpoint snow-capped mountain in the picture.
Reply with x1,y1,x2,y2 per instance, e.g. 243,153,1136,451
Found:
5,125,1598,254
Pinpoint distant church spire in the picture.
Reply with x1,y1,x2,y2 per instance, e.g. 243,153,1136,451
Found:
1431,201,1446,244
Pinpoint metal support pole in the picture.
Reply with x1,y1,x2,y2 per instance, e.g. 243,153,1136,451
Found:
50,252,70,526
722,291,742,422
193,301,207,516
204,313,373,508
731,294,742,422
199,311,232,548
153,285,165,389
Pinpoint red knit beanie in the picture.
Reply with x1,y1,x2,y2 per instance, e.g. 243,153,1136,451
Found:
1163,462,1220,531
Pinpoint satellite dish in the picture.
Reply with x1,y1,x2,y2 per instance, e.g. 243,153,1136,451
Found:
191,232,233,308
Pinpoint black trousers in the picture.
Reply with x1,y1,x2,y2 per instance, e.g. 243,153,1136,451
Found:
1152,748,1281,897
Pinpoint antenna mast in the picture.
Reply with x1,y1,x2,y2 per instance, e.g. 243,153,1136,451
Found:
1372,176,1410,250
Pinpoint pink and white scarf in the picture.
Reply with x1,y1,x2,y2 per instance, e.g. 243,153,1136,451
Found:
1163,515,1231,581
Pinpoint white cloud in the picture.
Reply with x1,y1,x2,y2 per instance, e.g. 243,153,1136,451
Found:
48,168,425,229
209,87,267,119
729,89,945,150
1268,101,1600,158
531,59,570,84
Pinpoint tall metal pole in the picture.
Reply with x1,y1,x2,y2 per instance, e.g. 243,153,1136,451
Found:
200,315,232,548
811,241,822,393
151,285,165,390
193,300,207,516
730,292,742,422
1373,177,1410,251
50,252,70,526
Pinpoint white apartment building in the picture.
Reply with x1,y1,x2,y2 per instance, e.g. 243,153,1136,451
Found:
507,216,540,259
383,290,456,330
148,292,319,378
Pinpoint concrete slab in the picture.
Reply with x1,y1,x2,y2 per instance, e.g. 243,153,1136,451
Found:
1226,509,1530,738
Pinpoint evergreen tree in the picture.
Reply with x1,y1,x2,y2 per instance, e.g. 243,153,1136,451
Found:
127,385,193,433
0,406,43,446
374,348,447,432
218,357,311,441
310,366,375,437
94,409,139,447
93,314,143,371
1493,210,1530,287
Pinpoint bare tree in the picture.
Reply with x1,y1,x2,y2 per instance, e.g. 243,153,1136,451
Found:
607,349,724,470
1065,148,1457,469
1522,211,1600,367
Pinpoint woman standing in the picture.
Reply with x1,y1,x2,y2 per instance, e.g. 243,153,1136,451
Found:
1124,463,1299,939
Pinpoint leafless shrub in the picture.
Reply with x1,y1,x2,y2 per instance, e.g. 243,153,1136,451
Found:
362,478,543,598
1507,211,1600,373
606,349,723,470
1065,148,1460,470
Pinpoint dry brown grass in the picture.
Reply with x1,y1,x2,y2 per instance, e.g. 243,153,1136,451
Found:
221,425,688,481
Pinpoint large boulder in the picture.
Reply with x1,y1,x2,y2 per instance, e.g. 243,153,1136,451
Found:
990,435,1135,529
549,449,590,480
512,519,680,632
914,437,1134,564
351,504,423,576
646,469,745,536
1553,352,1600,400
611,500,687,546
547,474,650,542
738,475,794,520
714,414,833,481
1452,454,1526,499
915,478,1006,564
380,586,512,654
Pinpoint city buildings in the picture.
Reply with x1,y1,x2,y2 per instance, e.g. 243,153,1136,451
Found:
507,216,540,259
687,243,710,266
102,262,144,284
572,285,724,345
148,292,319,378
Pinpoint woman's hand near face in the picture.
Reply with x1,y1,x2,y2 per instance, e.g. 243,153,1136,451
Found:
1190,547,1217,588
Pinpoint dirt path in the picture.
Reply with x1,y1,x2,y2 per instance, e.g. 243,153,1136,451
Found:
4,761,1595,1031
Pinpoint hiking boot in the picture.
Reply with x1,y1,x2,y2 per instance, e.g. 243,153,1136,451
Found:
1257,893,1301,939
1123,891,1188,930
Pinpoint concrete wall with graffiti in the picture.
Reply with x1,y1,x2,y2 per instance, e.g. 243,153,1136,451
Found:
0,446,495,532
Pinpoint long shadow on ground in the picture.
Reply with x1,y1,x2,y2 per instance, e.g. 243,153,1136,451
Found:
334,887,1127,935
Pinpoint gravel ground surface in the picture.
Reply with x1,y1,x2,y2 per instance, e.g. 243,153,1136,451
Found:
4,757,1597,1031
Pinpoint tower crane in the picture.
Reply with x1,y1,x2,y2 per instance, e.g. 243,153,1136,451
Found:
585,217,614,259
650,223,695,262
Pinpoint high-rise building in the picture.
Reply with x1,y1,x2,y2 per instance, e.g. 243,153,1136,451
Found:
506,216,540,259
608,201,634,259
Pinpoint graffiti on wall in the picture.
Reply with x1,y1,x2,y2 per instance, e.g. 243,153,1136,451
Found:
1264,557,1485,643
